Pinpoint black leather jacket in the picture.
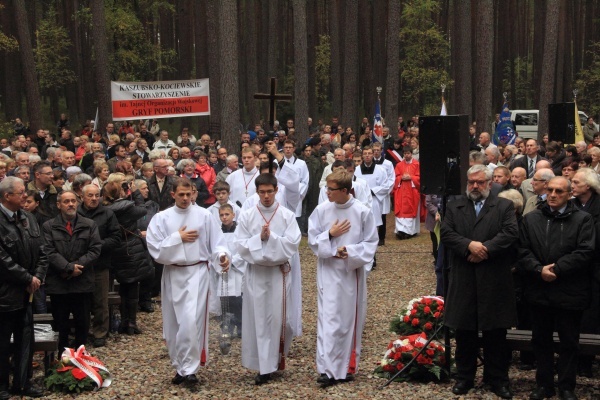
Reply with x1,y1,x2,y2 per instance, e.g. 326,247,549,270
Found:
0,207,48,312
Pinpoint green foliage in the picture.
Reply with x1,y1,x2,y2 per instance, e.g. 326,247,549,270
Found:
0,4,17,52
34,10,77,92
502,56,534,108
576,42,600,118
0,121,16,138
315,34,332,115
45,364,110,393
398,0,452,112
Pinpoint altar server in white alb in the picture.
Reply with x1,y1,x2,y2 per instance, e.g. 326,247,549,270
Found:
146,177,230,386
318,159,373,210
226,147,259,207
308,170,378,387
235,173,301,385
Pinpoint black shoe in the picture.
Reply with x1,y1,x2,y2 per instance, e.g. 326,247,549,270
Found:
340,374,355,382
172,373,185,385
378,240,384,246
491,385,513,399
316,374,329,384
518,363,535,371
578,366,593,378
184,374,199,385
529,386,556,400
0,391,9,400
93,337,106,347
558,389,578,400
254,373,271,385
451,380,474,395
139,302,154,313
11,385,44,398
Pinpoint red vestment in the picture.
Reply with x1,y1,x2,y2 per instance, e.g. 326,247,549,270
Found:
393,159,421,218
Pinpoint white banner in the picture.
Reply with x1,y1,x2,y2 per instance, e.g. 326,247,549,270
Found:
110,79,210,121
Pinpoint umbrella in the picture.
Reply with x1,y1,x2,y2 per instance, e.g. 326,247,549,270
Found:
14,293,34,392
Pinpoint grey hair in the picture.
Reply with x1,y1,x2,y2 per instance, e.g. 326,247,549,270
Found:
57,190,77,202
537,168,555,181
134,179,147,189
81,183,99,195
46,147,58,158
14,165,30,174
73,174,93,191
575,167,600,194
226,154,238,163
0,176,24,199
29,155,41,164
177,158,195,171
498,189,524,214
148,149,164,161
469,151,486,165
467,164,493,180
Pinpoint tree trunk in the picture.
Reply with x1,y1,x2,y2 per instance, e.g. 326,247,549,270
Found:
206,0,221,137
89,0,112,132
341,0,358,128
13,0,43,131
243,0,260,127
292,0,309,143
258,0,269,122
384,0,400,123
532,0,546,107
176,0,194,132
475,0,494,134
219,0,239,150
194,0,210,135
329,0,342,116
554,0,566,103
306,0,317,123
451,0,472,118
358,0,373,121
537,0,559,140
2,0,21,121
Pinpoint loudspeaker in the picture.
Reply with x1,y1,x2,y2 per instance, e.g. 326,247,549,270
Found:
419,115,470,195
548,102,575,144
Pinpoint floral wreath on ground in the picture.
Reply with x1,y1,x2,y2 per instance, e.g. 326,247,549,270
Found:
373,296,450,382
45,345,112,393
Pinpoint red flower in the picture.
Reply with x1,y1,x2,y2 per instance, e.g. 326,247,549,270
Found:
424,298,432,305
393,351,402,360
426,349,435,356
411,318,419,326
410,309,417,316
396,362,405,371
433,312,440,319
424,322,433,330
423,306,431,314
71,368,87,380
438,306,444,312
383,364,395,373
412,303,419,309
403,315,410,323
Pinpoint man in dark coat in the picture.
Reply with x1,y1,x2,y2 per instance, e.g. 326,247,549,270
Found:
0,177,47,398
441,164,519,399
77,184,120,347
519,176,595,400
147,159,175,211
43,190,102,353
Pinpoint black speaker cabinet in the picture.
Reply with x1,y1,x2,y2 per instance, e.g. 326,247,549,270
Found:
548,102,575,144
419,115,470,195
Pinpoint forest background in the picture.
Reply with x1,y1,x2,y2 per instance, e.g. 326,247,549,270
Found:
0,0,599,150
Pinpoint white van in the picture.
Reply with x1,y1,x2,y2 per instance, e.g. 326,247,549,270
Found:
510,109,592,139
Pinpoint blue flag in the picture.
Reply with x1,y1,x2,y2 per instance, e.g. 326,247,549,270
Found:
493,101,516,145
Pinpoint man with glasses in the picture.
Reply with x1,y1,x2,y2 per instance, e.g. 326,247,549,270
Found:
0,177,48,398
148,159,175,210
214,147,228,174
441,164,519,399
523,169,555,215
518,177,595,400
28,161,60,217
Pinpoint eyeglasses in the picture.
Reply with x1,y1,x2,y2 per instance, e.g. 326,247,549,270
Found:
547,188,568,194
467,180,488,186
532,178,547,182
326,187,343,192
257,190,276,195
9,191,26,196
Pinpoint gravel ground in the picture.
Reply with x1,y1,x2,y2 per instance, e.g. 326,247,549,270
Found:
29,219,600,399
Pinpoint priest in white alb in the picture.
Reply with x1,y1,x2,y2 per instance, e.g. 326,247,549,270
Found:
235,173,301,385
146,177,230,386
308,170,378,387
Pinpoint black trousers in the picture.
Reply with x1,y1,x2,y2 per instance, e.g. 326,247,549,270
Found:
455,328,510,386
530,304,583,391
50,293,92,353
378,214,387,242
0,308,34,390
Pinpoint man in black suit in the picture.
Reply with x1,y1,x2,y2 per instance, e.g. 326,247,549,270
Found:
511,139,546,178
147,159,175,211
441,164,519,399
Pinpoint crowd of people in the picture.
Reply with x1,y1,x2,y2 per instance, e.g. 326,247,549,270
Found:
1,112,599,399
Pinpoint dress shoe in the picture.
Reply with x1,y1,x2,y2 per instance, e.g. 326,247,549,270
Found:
529,386,556,400
316,374,329,384
378,239,385,246
0,390,10,400
139,302,154,313
254,373,271,385
93,337,106,347
490,385,513,399
172,373,185,385
451,380,474,395
11,385,44,398
340,374,354,382
184,374,199,385
558,389,578,400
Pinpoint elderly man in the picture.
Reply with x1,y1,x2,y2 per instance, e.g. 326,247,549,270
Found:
0,177,47,398
478,131,497,152
43,191,102,354
519,177,595,400
583,117,599,144
77,184,120,347
523,168,555,215
153,130,175,150
53,150,75,180
217,154,239,182
148,158,175,211
510,167,527,195
28,161,60,217
441,164,518,399
512,139,545,179
520,160,552,203
319,148,346,188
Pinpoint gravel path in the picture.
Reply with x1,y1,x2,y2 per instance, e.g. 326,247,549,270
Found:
32,220,600,399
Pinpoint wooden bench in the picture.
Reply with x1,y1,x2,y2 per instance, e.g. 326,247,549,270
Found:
10,329,58,375
486,329,600,356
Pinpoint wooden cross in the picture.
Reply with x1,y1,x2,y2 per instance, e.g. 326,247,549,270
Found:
254,77,292,129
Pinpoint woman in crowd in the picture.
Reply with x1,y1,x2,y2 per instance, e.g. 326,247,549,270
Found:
101,181,153,335
561,159,579,180
587,146,600,173
178,159,209,206
167,147,181,166
194,151,216,207
92,161,110,190
51,170,65,189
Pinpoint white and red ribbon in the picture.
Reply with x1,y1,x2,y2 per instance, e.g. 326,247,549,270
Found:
61,345,112,388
